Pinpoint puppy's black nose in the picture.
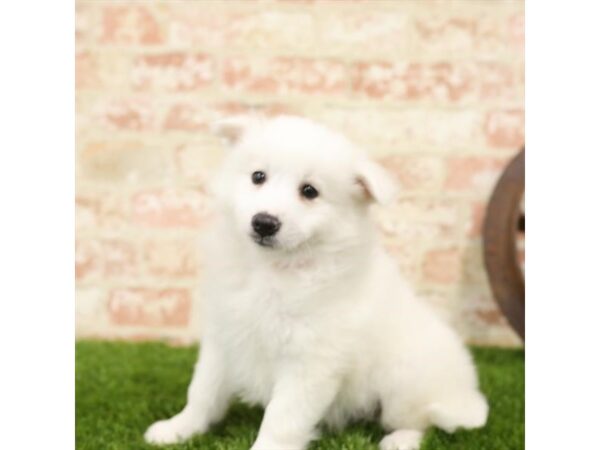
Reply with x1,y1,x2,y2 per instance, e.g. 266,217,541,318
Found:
252,213,281,237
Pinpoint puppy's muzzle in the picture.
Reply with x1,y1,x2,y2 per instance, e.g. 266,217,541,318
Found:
252,212,281,238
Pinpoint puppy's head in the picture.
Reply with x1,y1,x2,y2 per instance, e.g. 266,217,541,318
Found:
211,116,397,253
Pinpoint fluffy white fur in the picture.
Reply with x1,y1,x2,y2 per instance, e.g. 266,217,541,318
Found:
144,116,488,450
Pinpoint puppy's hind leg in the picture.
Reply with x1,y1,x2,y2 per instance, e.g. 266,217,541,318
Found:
379,430,423,450
427,391,488,433
379,397,426,450
144,342,231,445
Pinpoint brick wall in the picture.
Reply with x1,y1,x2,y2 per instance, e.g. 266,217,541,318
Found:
75,0,524,346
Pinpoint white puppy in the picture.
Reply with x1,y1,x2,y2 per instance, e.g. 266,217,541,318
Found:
144,116,488,450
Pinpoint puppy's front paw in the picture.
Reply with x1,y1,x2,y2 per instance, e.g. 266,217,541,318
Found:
250,435,306,450
250,442,303,450
379,430,423,450
144,414,201,445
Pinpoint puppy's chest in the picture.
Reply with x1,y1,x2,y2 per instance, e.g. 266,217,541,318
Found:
230,278,318,354
217,263,359,356
220,278,325,404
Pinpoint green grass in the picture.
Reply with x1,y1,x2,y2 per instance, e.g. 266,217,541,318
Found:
76,341,524,450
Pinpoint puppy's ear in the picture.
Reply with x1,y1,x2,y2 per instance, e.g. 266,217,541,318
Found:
355,158,399,205
211,116,260,146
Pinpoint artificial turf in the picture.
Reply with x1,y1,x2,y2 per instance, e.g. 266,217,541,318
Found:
76,341,524,450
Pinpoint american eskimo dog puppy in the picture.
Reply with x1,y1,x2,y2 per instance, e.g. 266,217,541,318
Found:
144,116,488,450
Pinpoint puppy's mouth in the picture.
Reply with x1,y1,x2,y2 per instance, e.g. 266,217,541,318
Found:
251,234,277,249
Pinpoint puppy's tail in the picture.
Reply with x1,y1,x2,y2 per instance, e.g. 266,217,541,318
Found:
427,391,488,433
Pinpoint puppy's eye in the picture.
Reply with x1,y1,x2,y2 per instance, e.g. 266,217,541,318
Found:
300,184,319,200
251,171,267,185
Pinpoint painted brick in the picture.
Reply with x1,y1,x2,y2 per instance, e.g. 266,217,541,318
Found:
215,102,300,118
413,11,519,57
173,142,224,186
375,198,465,242
74,0,525,347
445,156,510,192
100,5,164,45
76,287,107,334
222,57,349,96
75,191,129,230
473,308,506,326
102,240,137,278
75,1,99,48
75,3,93,44
161,102,298,133
458,284,507,327
312,108,484,151
461,242,488,284
468,201,487,238
142,239,199,278
162,103,211,132
379,155,445,191
318,9,410,56
132,53,215,92
93,98,157,132
508,12,525,50
76,52,131,90
484,109,525,149
114,334,193,345
352,61,515,103
131,188,211,228
432,284,521,346
76,239,138,281
382,241,422,283
160,3,226,48
163,6,317,52
518,60,525,87
75,239,98,280
422,247,463,285
76,51,99,90
108,288,191,327
79,140,171,184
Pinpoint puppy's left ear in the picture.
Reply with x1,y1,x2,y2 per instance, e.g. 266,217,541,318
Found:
211,115,261,147
355,158,399,205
